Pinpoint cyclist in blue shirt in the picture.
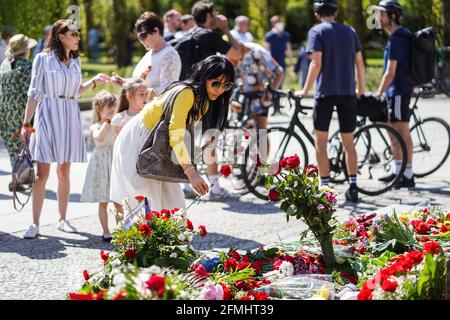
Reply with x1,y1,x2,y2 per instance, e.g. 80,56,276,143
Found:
296,0,366,202
375,1,415,189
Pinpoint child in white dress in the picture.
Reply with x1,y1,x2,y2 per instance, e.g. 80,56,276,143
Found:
80,90,117,242
111,79,148,135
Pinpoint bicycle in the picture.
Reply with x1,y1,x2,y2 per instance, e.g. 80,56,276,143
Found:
409,86,450,177
240,86,408,200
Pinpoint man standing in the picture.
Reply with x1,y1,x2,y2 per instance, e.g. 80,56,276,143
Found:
375,0,414,188
178,1,243,201
231,16,254,43
296,0,366,202
163,9,182,41
264,16,294,76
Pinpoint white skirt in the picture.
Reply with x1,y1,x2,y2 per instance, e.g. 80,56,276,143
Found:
110,114,185,211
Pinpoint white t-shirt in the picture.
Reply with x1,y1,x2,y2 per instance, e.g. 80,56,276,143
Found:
0,39,7,64
132,45,181,95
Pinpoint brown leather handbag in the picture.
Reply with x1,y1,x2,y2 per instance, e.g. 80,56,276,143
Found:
136,86,196,183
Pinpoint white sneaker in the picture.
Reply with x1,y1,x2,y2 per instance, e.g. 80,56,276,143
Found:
57,219,78,233
23,224,39,239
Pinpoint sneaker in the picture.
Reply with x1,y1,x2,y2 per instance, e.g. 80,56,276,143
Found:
23,224,39,239
57,219,78,233
394,176,416,189
378,173,396,183
345,187,359,203
208,189,240,202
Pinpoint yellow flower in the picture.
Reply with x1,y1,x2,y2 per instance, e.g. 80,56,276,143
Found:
400,214,409,223
319,185,333,193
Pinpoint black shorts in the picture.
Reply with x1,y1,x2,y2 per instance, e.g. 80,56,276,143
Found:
388,94,411,122
313,95,357,133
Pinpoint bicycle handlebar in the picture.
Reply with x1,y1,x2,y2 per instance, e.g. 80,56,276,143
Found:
264,82,312,114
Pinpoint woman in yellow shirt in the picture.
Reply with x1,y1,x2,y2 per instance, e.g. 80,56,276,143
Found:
110,55,235,211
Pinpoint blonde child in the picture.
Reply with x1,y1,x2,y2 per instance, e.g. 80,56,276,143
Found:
80,90,117,242
111,79,148,135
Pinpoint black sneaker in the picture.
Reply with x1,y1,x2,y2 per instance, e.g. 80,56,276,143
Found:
378,173,396,183
394,176,415,189
345,187,359,203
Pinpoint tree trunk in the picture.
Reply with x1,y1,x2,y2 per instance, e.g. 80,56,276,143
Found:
443,0,450,45
347,0,366,62
317,234,336,268
113,0,130,67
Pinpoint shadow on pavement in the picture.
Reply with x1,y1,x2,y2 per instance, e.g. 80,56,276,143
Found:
221,200,281,215
191,232,263,251
45,190,81,202
0,231,114,260
0,169,10,176
0,193,13,200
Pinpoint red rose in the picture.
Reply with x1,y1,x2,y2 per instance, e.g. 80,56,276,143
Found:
283,255,295,264
171,208,181,215
100,250,109,263
242,256,250,262
145,275,166,298
251,260,265,272
446,213,450,220
220,165,232,177
238,261,251,270
198,225,207,237
69,293,95,300
186,219,194,231
161,209,171,218
221,284,233,300
139,223,152,237
423,241,441,255
224,258,238,272
112,290,127,300
407,250,424,264
229,250,241,260
280,154,300,169
381,279,398,292
83,270,90,281
145,212,153,221
268,189,280,201
125,248,137,260
303,164,319,176
357,283,373,300
135,195,145,202
414,222,431,234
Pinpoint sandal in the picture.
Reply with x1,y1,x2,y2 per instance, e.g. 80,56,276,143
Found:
102,235,113,242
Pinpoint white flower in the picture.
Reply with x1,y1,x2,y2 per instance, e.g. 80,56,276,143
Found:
178,234,186,241
146,265,162,275
170,252,178,258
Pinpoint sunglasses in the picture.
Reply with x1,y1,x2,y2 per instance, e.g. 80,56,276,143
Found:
211,80,234,91
67,31,80,38
138,31,149,41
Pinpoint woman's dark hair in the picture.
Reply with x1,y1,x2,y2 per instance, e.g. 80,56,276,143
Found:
191,1,214,26
45,19,79,61
164,55,235,133
135,11,164,36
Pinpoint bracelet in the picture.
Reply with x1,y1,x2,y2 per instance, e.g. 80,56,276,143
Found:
92,79,97,89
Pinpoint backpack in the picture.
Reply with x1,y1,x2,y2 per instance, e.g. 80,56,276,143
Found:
407,27,436,86
169,28,206,80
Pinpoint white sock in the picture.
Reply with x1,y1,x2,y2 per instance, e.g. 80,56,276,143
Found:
404,164,413,179
208,175,223,194
394,160,402,174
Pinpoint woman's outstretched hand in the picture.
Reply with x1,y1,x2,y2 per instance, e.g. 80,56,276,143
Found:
189,173,209,196
110,72,124,86
93,73,112,84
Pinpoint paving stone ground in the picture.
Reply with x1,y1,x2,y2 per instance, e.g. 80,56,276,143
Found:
1,97,449,299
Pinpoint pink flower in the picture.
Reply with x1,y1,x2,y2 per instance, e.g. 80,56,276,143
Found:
325,192,337,204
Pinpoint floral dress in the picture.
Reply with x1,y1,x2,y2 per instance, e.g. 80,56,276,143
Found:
0,58,32,164
80,124,115,203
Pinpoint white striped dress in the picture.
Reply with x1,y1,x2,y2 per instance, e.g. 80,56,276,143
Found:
27,50,86,164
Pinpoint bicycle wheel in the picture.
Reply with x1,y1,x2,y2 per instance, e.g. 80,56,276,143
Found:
241,127,309,200
328,130,351,184
410,117,450,177
353,122,407,196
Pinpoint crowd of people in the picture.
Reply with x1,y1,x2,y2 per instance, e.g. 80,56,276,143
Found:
0,0,417,240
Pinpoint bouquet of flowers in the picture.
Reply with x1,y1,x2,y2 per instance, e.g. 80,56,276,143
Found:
259,155,338,267
358,241,447,300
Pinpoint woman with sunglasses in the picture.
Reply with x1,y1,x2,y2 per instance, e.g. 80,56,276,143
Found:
20,20,111,239
110,55,235,211
111,12,181,100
